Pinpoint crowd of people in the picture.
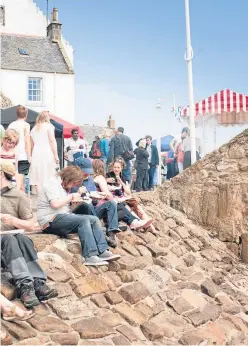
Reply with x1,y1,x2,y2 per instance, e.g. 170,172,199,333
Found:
0,106,159,325
0,106,201,328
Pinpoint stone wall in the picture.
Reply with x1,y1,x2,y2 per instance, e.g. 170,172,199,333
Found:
158,129,248,252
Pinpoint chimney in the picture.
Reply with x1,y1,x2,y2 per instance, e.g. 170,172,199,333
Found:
47,8,62,42
107,115,115,129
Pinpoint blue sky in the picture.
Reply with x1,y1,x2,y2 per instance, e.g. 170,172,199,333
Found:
35,0,248,152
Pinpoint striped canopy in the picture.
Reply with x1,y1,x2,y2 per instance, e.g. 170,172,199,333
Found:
182,89,248,125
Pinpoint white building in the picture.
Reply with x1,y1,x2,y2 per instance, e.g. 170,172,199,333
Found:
0,0,75,123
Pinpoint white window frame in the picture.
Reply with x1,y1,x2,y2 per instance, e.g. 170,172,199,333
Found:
0,6,5,26
28,77,43,104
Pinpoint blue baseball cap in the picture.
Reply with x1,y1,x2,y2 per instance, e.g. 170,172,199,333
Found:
75,157,94,174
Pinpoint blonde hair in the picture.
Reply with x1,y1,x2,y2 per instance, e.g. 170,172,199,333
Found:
139,139,146,149
2,129,19,146
92,159,106,177
36,111,50,129
100,128,112,139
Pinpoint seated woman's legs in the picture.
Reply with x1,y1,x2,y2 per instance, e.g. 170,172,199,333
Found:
120,205,153,231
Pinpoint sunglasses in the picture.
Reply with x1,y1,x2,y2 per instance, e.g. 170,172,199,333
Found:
6,139,17,146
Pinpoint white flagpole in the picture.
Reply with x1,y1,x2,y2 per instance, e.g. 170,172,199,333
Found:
184,0,196,164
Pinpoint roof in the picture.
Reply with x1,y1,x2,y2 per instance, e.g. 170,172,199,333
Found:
1,34,72,74
81,124,115,145
182,89,248,117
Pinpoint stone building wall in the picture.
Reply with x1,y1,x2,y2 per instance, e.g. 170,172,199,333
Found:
158,129,248,252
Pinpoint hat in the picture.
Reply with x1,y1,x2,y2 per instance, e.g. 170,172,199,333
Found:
0,159,15,176
182,127,190,134
75,157,94,174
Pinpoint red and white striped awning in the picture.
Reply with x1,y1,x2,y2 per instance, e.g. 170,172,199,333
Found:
182,89,248,117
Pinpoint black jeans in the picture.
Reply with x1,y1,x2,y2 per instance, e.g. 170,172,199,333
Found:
1,234,46,286
44,214,108,259
136,168,148,192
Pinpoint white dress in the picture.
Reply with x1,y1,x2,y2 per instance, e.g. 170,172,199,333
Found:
30,123,57,185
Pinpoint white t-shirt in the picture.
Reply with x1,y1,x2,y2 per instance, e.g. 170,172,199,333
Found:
37,175,70,226
65,137,86,162
8,120,29,161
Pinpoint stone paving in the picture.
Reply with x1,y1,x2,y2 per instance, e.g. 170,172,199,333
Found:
1,191,248,345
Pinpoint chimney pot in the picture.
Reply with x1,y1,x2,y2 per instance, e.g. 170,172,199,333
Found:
52,7,59,22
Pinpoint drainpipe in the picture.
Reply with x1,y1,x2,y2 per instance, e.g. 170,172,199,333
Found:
53,72,56,114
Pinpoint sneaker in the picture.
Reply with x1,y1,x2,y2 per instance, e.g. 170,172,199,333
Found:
118,225,128,232
99,250,121,261
19,281,40,308
34,279,58,302
106,231,117,248
84,256,109,266
130,218,153,231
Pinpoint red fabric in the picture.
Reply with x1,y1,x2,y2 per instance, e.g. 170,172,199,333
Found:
183,89,248,118
50,115,84,139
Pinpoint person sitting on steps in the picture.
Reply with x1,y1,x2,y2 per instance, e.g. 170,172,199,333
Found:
37,165,120,266
0,159,58,308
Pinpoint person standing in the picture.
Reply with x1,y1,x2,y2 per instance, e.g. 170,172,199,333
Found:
100,129,111,171
107,127,133,183
29,111,59,193
134,139,149,192
175,129,188,173
8,106,31,192
65,128,85,166
145,135,159,190
182,127,201,169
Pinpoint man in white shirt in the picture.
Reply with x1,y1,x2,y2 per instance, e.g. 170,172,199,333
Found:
65,128,86,166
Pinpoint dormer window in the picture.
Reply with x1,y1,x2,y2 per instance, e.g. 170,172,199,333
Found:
0,6,5,26
19,48,29,56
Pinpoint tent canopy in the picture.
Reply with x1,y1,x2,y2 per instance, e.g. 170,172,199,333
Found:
1,106,64,165
182,89,248,125
50,115,84,139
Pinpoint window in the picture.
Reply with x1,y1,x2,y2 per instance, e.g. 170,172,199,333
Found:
19,48,29,55
28,78,42,102
0,6,5,26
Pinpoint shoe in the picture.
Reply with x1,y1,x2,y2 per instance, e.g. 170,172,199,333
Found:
84,256,109,266
118,225,128,232
130,218,153,231
106,231,117,248
99,250,121,261
19,281,40,308
34,279,58,302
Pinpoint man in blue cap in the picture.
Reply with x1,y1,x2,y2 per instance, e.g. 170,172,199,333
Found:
72,157,120,248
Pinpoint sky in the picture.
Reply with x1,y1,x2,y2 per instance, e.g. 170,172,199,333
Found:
35,0,248,153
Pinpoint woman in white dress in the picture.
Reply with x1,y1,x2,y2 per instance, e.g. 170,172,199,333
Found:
30,111,59,192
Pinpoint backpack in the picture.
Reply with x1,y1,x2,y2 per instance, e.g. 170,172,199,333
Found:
89,141,102,159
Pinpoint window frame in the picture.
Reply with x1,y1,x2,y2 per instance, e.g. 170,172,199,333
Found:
27,77,43,104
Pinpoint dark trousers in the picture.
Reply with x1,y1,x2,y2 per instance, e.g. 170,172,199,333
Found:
44,214,108,259
1,234,46,287
148,164,156,189
167,162,175,180
73,200,119,232
183,151,200,170
136,168,148,192
122,160,131,183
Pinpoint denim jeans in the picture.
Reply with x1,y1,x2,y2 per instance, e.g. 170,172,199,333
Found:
95,201,119,232
148,164,156,189
44,214,108,259
122,160,131,183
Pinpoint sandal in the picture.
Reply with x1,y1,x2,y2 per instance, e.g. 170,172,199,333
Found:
2,305,35,321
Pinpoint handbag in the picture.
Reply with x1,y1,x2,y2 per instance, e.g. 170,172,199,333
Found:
119,136,134,161
18,160,30,175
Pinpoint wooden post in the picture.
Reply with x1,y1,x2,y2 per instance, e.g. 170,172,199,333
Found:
241,232,248,263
